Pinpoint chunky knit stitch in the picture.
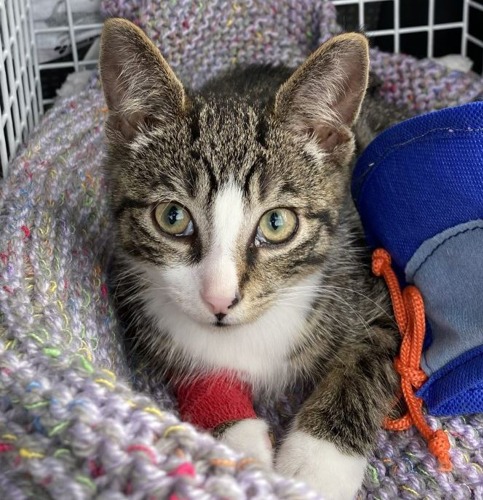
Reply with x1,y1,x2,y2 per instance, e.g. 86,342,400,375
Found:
1,1,483,498
100,0,340,89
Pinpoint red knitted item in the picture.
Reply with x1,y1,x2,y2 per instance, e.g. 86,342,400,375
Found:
176,372,256,430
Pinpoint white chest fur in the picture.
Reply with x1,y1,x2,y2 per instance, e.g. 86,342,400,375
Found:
143,272,319,391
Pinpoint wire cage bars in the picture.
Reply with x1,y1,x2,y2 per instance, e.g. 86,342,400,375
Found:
1,0,41,176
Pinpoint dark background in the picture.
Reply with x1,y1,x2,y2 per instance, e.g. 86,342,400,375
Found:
336,0,483,74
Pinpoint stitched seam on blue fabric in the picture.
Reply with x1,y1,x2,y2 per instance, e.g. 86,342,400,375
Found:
411,225,483,280
355,127,483,204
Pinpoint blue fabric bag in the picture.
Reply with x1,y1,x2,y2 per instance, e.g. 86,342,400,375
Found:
352,101,483,416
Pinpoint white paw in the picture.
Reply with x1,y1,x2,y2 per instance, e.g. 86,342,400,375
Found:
218,418,273,468
276,430,366,500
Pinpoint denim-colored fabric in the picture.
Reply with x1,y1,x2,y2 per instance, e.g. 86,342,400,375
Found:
405,220,483,375
407,220,483,415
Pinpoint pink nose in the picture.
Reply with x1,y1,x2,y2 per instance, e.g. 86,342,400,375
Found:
201,294,238,315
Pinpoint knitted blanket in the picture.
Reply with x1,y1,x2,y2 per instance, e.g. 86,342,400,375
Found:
1,1,483,498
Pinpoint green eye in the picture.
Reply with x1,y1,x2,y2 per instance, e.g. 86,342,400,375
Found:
257,208,298,245
154,202,194,236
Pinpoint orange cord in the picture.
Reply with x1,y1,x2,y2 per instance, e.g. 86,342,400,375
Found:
372,248,452,472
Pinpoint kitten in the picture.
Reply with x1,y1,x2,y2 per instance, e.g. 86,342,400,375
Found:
100,18,403,499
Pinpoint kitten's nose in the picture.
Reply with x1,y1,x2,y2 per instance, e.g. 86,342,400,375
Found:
202,294,239,316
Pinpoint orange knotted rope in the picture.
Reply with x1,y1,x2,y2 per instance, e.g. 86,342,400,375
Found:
372,248,452,472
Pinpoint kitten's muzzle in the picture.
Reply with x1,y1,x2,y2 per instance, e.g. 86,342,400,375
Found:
201,292,240,318
215,312,227,322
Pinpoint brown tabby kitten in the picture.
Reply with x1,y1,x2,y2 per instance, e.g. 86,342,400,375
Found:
100,18,405,499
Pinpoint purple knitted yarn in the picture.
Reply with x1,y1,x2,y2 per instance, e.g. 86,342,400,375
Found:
371,49,483,113
100,0,339,89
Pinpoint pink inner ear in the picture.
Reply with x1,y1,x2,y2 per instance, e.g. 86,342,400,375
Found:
111,111,160,141
309,123,351,152
109,112,143,141
335,90,365,126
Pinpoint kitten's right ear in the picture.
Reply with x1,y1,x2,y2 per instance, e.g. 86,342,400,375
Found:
274,33,369,154
99,18,186,141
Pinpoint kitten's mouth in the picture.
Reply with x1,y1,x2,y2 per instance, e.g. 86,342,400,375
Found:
214,321,230,328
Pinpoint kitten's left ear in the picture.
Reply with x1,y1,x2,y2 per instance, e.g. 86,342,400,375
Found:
99,18,186,141
274,33,369,152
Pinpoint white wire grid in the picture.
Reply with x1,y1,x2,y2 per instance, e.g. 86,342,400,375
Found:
34,0,102,108
333,0,483,58
1,0,483,176
1,0,41,176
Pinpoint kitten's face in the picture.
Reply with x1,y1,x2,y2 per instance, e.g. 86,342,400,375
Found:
100,20,369,332
109,101,349,328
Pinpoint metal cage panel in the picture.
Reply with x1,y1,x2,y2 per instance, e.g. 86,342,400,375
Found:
1,0,41,176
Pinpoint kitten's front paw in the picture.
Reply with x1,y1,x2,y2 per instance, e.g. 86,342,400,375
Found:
276,430,366,500
217,418,273,468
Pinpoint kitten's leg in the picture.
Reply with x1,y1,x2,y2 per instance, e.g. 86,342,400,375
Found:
215,419,274,468
276,338,398,499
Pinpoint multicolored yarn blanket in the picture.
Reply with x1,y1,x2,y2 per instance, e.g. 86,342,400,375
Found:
1,1,483,498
